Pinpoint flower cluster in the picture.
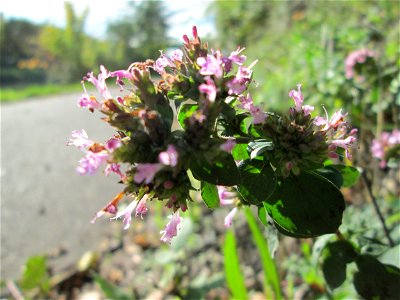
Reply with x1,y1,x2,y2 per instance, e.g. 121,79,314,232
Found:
371,129,400,168
259,84,357,176
68,26,357,244
345,48,376,80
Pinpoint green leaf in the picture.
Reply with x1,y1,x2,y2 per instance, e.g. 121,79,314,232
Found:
354,254,400,300
244,208,282,299
190,151,241,186
223,230,248,300
321,240,358,290
329,165,360,187
238,159,277,205
201,182,220,209
92,272,133,300
232,143,250,161
314,167,343,189
247,139,274,160
322,256,347,290
20,255,50,293
258,205,269,227
177,103,198,129
263,171,345,238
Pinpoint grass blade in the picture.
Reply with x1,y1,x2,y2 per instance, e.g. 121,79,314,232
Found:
244,207,282,299
223,230,248,299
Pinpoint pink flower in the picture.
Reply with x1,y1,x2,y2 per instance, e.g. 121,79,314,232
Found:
315,109,348,131
76,151,109,175
217,186,236,206
104,163,125,180
371,129,400,168
227,67,252,95
133,163,162,184
78,94,100,110
237,94,266,124
224,207,238,228
288,85,315,116
237,94,254,110
135,194,149,219
105,137,122,152
153,51,174,74
220,139,236,153
91,192,125,224
67,129,94,150
84,65,112,100
112,199,138,230
345,48,376,79
229,47,246,65
199,77,217,102
250,105,266,124
159,145,179,167
160,211,183,243
170,49,183,62
289,84,304,111
197,55,223,78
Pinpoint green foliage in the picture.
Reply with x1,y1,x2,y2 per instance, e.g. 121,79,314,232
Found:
210,0,399,122
237,158,276,205
223,230,248,300
244,208,282,299
321,240,358,289
263,171,345,238
92,272,133,300
106,1,171,65
190,151,241,186
328,165,361,188
20,255,50,295
0,83,82,102
354,254,400,299
200,182,219,209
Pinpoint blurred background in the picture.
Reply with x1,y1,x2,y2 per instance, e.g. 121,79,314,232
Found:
1,1,399,299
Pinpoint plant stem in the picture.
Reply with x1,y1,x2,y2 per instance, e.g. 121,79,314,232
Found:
361,172,395,247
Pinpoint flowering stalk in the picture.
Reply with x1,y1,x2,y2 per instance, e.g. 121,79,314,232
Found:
68,26,358,243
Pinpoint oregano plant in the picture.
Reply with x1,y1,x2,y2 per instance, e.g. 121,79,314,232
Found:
67,26,398,298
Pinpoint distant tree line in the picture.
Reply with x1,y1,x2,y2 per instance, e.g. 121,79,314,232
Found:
0,1,171,86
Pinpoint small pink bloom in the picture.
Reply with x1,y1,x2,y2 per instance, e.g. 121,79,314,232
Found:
153,52,174,74
67,129,94,150
135,194,149,219
160,211,183,244
105,137,122,152
104,163,125,180
289,84,304,111
134,163,162,184
78,94,100,110
197,55,223,78
229,47,246,65
199,77,217,102
112,199,138,230
171,49,183,62
302,105,314,116
217,186,236,206
84,65,112,100
227,77,247,95
250,105,266,124
220,139,236,153
76,151,109,175
224,207,238,228
237,94,254,111
159,145,179,167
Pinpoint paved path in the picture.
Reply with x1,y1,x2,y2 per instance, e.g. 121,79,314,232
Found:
1,93,122,279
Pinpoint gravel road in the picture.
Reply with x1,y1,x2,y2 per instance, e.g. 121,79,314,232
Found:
1,93,123,279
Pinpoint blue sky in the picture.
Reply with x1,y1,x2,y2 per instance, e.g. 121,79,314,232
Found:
0,0,214,40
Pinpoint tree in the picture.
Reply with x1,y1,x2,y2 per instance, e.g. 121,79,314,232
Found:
106,1,171,67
